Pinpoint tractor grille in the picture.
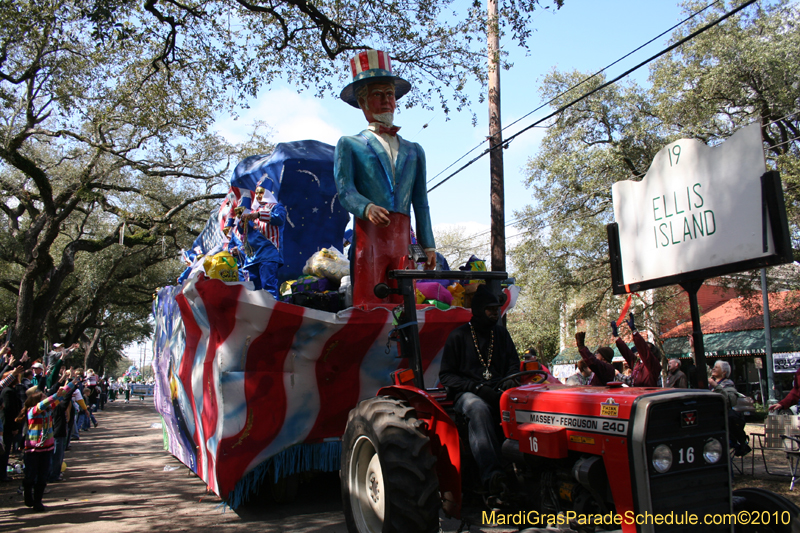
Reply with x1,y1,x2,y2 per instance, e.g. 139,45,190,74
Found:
642,395,732,533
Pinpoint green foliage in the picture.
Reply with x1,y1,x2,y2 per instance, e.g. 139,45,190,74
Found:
0,0,571,358
0,0,268,358
511,0,799,349
70,0,563,117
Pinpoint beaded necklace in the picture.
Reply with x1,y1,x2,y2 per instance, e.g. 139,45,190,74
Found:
469,322,494,380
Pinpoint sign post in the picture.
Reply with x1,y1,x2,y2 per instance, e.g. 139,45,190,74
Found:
608,122,793,386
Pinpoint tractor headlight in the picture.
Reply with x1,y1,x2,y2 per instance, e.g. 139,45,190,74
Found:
652,444,673,473
703,438,722,464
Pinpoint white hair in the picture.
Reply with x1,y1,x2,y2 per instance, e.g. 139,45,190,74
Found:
714,360,731,378
355,81,395,110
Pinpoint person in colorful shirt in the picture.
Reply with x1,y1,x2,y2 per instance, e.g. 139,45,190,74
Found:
15,377,77,511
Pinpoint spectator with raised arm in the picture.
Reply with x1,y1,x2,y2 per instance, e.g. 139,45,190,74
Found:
0,365,25,481
575,332,616,386
611,314,661,387
770,366,800,412
15,376,78,511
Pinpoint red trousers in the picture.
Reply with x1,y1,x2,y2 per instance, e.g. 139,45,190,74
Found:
352,212,413,308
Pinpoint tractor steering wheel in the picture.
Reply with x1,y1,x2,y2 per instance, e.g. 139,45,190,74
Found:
498,370,550,389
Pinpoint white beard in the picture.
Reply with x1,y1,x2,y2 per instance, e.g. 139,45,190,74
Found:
373,112,394,127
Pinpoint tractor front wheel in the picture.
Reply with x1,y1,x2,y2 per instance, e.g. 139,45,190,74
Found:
733,487,800,533
341,396,440,533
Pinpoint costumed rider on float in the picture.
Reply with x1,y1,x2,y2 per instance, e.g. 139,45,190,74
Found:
226,186,286,299
334,49,436,307
439,284,519,507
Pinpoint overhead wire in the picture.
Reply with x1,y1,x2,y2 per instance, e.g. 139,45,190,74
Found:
427,0,759,194
425,1,724,186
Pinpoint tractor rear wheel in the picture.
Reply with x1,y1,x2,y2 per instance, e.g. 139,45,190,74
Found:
341,396,440,533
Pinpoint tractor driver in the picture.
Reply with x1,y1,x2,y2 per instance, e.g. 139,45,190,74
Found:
439,284,519,502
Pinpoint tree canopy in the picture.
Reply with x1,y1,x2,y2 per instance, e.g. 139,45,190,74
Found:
0,0,568,364
0,0,253,361
511,0,800,355
75,0,563,116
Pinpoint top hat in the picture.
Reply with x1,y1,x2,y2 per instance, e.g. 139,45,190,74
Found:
340,50,411,109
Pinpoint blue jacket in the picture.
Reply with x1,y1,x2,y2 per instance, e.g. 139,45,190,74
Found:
334,131,435,249
229,203,287,267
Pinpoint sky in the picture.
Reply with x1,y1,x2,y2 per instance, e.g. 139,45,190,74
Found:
214,0,693,245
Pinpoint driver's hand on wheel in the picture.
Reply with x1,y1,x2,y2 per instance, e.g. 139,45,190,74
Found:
500,378,517,391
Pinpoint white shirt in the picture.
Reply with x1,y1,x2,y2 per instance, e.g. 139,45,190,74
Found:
366,122,400,180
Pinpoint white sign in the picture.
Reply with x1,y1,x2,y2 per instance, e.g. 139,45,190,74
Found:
612,123,769,285
774,352,800,373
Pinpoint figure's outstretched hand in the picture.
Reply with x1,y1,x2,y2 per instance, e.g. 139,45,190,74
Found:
625,313,636,332
20,351,29,362
366,204,391,227
610,321,619,338
575,332,586,349
424,250,437,270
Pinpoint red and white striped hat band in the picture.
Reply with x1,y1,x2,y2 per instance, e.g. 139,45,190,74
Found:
340,49,411,109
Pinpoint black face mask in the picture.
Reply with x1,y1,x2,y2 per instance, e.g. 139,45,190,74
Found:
471,309,498,330
470,285,501,331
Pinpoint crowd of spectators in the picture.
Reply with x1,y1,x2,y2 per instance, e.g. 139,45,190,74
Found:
0,342,115,512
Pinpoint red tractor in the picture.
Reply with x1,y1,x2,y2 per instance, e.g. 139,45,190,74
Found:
340,270,799,533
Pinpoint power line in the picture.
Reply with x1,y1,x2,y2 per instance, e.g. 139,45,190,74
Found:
625,112,800,180
426,0,723,187
427,0,758,194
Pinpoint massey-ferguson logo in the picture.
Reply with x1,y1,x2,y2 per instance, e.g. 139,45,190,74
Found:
681,410,698,427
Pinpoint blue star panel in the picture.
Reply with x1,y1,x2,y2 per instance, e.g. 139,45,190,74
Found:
233,140,350,283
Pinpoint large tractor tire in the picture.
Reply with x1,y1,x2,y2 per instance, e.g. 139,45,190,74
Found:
733,487,800,533
341,396,440,533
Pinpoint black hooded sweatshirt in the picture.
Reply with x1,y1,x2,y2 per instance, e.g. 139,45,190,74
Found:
439,285,518,401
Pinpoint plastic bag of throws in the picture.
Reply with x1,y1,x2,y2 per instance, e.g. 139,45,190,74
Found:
303,248,349,283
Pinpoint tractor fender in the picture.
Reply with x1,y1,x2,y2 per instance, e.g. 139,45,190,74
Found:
377,385,462,519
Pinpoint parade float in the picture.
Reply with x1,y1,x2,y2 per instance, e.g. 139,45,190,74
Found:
151,139,518,507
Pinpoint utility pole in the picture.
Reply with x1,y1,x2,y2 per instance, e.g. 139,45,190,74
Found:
488,0,506,272
762,268,777,405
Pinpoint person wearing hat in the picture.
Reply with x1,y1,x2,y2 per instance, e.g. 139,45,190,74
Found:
15,377,78,511
29,362,45,387
46,342,78,368
232,192,286,298
575,332,616,386
334,49,436,306
439,284,518,502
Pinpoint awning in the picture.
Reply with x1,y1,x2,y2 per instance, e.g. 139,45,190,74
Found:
662,327,800,359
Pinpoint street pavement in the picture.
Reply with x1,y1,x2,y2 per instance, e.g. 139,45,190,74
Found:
0,399,522,532
3,398,791,532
